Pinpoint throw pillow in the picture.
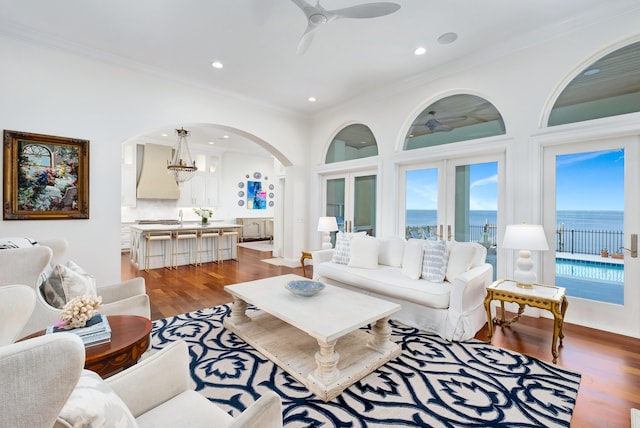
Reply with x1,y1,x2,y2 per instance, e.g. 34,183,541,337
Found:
331,231,366,265
0,237,37,249
377,236,406,267
401,239,424,279
348,235,380,269
421,240,448,282
445,241,477,282
41,264,97,309
57,370,137,428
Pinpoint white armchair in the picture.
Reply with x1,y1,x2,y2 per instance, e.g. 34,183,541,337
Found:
0,284,36,345
0,238,150,337
0,334,284,428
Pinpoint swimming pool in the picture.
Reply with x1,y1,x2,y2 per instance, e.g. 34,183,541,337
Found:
555,258,623,283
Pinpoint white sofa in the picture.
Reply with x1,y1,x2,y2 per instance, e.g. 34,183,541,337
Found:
0,238,150,337
312,236,493,341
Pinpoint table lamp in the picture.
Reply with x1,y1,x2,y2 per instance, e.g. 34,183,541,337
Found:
502,223,549,288
317,216,339,249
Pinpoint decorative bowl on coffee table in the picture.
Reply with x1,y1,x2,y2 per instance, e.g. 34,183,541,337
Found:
286,280,325,297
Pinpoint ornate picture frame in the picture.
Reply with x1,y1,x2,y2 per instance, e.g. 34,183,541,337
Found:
3,130,90,220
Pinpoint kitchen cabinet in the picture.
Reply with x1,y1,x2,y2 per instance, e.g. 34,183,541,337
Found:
121,143,137,207
237,217,273,241
178,172,218,207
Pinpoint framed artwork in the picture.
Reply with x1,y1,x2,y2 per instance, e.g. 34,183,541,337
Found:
3,130,89,220
247,180,266,210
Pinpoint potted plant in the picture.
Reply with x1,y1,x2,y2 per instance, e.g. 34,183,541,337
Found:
601,248,609,258
612,251,624,259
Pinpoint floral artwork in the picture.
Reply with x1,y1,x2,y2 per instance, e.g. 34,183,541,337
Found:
3,130,89,220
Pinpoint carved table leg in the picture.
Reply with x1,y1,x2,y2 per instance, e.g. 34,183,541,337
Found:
550,297,568,364
368,316,394,352
484,293,494,340
229,297,251,325
494,303,525,327
313,339,340,385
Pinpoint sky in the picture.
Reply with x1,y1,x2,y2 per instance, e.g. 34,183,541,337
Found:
405,149,624,211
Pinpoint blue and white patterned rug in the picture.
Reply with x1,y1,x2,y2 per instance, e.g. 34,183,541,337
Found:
151,304,580,427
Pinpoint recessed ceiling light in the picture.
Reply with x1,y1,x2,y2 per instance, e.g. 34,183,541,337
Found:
222,135,230,139
583,68,600,76
414,47,426,56
211,61,223,69
308,97,316,102
437,32,458,45
161,133,168,137
208,141,215,145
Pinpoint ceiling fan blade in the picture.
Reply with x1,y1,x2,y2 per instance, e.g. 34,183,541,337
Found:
331,2,400,19
296,25,318,55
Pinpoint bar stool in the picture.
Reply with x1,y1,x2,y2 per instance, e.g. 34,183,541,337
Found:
144,231,172,272
197,228,219,265
173,229,198,268
217,228,239,263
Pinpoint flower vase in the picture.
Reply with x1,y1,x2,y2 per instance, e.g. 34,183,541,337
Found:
201,217,208,226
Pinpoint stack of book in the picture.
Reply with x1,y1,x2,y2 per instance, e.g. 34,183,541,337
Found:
46,314,112,347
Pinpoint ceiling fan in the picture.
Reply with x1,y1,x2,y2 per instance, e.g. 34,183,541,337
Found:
420,111,467,133
290,0,401,55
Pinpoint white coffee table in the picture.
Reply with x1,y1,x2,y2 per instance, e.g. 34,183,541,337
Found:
223,274,401,401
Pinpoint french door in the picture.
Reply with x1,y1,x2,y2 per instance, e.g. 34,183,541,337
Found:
542,137,640,337
401,153,503,279
323,170,377,237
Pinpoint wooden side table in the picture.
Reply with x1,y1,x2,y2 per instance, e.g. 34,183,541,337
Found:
484,279,568,363
23,315,152,377
300,250,313,278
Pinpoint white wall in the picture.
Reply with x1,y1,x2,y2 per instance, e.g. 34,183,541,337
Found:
0,35,309,284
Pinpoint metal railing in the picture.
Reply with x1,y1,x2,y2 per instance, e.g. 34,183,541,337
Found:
405,223,624,256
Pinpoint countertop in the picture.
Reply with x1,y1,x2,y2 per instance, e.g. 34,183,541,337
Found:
130,222,242,232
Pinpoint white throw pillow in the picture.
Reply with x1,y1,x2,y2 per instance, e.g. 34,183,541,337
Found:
0,237,38,249
58,370,137,428
401,239,424,279
377,236,406,267
349,235,380,269
421,240,448,282
445,241,476,282
41,264,97,309
332,231,366,265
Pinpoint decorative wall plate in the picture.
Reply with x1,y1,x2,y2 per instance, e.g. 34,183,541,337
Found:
238,191,245,197
269,184,274,190
269,201,274,207
253,172,262,179
238,200,245,206
269,192,274,198
238,181,244,188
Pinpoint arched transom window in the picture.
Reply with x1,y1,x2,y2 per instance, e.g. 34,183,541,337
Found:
404,94,505,150
325,123,378,164
549,40,640,126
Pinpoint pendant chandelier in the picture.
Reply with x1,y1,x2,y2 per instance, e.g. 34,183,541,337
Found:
167,127,197,183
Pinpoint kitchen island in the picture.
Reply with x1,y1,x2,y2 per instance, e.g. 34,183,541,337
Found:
129,222,242,270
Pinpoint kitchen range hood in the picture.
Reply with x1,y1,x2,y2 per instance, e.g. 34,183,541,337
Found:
136,143,180,199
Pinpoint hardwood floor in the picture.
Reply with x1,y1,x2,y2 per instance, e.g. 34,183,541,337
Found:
121,246,640,428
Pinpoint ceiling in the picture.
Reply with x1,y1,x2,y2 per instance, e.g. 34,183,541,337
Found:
1,0,638,151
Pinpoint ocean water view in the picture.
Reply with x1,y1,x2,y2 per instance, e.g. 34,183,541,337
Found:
406,209,624,255
406,209,623,231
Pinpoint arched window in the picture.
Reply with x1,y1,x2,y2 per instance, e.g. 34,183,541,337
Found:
325,124,378,163
22,144,52,169
404,94,505,150
549,41,640,126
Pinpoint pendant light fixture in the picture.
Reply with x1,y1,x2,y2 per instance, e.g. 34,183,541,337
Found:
167,127,197,183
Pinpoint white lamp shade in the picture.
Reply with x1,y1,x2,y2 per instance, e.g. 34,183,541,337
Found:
317,216,339,232
502,224,549,251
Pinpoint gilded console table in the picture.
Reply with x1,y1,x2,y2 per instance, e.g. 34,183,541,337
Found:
484,279,568,363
